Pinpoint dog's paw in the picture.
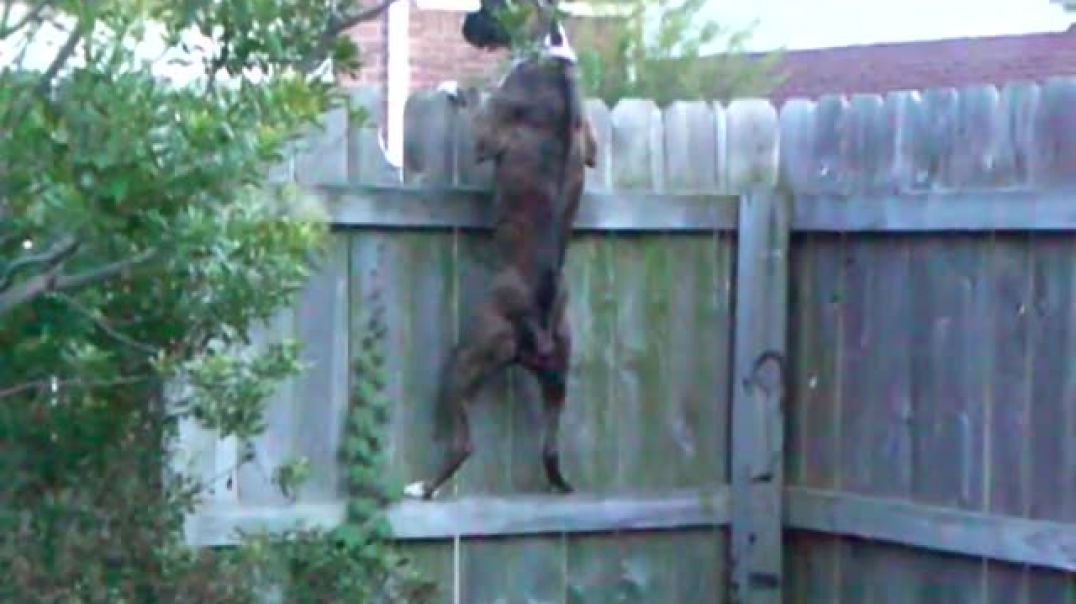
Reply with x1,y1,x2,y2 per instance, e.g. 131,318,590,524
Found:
436,80,461,100
403,481,431,500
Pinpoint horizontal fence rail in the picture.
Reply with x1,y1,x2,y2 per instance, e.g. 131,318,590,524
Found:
187,486,1076,573
314,185,1076,233
318,185,740,232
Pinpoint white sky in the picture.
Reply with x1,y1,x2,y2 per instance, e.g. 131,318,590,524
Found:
704,0,1075,52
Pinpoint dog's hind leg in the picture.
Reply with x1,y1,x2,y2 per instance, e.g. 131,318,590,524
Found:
522,293,574,494
404,306,517,500
538,371,573,494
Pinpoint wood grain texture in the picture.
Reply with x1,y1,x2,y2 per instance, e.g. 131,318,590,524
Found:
584,99,612,193
609,100,664,495
351,232,458,492
984,234,1033,603
322,184,1076,233
237,307,296,505
295,105,348,187
565,532,684,604
347,87,400,186
791,187,1076,232
725,99,779,190
730,189,791,604
289,237,350,501
187,484,1076,574
783,93,848,604
663,98,732,490
948,85,1005,188
404,541,456,604
560,107,617,499
1026,237,1070,522
786,487,1076,572
1025,235,1076,603
999,81,1040,187
559,235,619,494
322,185,738,231
403,91,457,186
1030,78,1076,186
663,101,719,192
906,235,989,600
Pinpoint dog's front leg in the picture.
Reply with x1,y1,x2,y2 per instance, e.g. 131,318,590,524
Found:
473,94,519,164
472,97,504,163
404,305,517,500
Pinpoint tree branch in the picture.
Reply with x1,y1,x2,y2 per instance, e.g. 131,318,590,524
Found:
0,235,79,291
296,0,400,74
1,12,82,131
53,293,157,355
0,374,151,401
327,0,400,37
36,21,82,96
53,248,156,292
0,248,156,316
0,0,54,38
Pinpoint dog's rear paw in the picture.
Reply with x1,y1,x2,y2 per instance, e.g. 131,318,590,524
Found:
403,481,434,500
550,480,574,495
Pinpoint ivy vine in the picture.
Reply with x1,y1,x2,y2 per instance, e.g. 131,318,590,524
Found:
271,263,436,603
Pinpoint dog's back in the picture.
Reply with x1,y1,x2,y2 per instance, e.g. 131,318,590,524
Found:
486,56,587,317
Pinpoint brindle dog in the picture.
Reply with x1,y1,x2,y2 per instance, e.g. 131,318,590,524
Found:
403,0,597,500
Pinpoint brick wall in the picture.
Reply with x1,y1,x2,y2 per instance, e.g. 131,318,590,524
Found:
409,9,505,90
348,15,387,86
340,8,619,143
344,9,616,92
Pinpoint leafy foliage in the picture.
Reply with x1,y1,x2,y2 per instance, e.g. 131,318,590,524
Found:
567,0,785,106
0,0,430,601
277,268,437,603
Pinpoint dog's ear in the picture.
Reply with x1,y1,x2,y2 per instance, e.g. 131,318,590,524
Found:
462,0,511,50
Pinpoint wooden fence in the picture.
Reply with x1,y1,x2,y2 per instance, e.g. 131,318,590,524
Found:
176,78,1076,603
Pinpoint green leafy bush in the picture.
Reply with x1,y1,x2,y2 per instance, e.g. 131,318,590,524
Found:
0,1,431,601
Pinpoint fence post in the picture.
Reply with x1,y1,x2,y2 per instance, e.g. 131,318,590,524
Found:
725,96,786,603
729,187,790,604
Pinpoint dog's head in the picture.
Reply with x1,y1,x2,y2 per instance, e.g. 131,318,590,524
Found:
462,0,571,59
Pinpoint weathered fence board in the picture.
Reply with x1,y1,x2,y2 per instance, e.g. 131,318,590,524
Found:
785,233,844,604
387,488,731,539
1025,235,1076,601
983,234,1034,604
786,488,1076,572
729,185,790,603
406,541,455,604
287,237,350,502
782,91,849,604
561,236,620,493
324,184,1076,233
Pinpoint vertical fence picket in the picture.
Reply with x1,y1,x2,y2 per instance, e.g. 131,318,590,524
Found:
234,103,351,507
403,91,457,186
348,86,401,185
561,97,622,604
584,99,613,192
663,99,729,603
727,98,784,604
1025,76,1076,604
983,81,1040,604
